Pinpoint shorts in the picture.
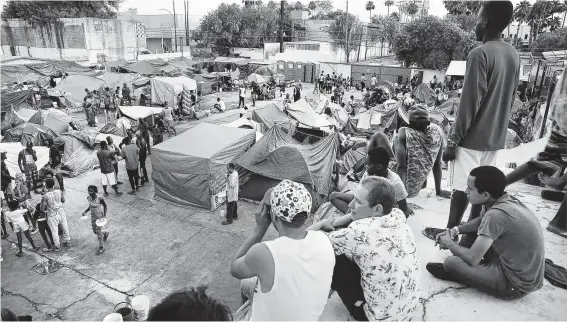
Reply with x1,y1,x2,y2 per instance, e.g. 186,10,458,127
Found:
450,147,498,191
164,119,175,127
101,172,117,186
12,221,29,233
25,165,39,183
91,216,102,235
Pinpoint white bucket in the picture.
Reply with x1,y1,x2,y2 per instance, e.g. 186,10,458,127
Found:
131,295,150,321
220,210,226,221
103,313,123,322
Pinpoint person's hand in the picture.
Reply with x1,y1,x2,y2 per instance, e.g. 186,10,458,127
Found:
405,208,415,217
319,219,336,232
255,202,271,229
437,229,455,249
436,190,451,199
262,188,274,206
442,146,457,162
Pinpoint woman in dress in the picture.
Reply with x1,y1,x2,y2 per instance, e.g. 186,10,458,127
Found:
82,185,109,255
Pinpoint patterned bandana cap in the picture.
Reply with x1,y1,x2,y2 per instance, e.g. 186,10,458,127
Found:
270,180,312,223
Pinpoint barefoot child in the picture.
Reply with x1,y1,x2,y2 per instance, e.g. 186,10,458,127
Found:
4,200,39,257
82,185,109,255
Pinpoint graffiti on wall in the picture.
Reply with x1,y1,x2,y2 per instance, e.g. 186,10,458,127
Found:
1,24,86,49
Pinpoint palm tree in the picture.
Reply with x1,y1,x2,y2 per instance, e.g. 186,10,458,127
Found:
514,0,531,47
403,1,419,21
366,1,375,21
385,0,394,16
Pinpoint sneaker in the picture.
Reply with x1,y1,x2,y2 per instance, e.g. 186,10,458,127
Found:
128,191,136,195
221,220,233,225
104,192,109,197
426,262,455,281
30,229,38,235
422,227,445,241
53,247,61,252
97,246,105,255
117,181,124,185
103,232,109,242
43,247,52,252
115,192,123,197
15,252,24,257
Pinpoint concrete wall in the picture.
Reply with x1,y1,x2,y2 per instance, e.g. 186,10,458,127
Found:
318,62,352,79
264,41,389,63
419,69,446,84
351,64,413,85
1,18,140,63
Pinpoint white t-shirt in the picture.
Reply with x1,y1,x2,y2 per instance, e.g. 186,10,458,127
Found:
239,87,246,98
163,107,174,120
219,101,226,111
362,170,408,202
4,209,27,225
371,76,377,86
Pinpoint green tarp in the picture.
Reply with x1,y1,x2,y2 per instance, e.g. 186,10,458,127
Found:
52,75,106,106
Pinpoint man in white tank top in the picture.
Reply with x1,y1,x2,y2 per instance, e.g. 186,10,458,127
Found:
309,176,420,321
231,180,335,321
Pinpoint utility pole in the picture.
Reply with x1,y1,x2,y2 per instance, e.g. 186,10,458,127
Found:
173,0,178,52
345,0,349,63
184,0,188,46
187,0,190,45
279,0,284,53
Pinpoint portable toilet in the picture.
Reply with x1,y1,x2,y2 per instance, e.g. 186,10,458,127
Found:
294,61,304,82
277,60,286,79
285,61,296,81
304,63,315,83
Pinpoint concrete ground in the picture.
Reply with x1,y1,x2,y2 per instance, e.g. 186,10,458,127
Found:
2,83,566,321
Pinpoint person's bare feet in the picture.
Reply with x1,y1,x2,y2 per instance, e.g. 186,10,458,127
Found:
540,174,567,191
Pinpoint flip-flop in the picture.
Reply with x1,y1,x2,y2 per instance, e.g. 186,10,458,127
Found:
422,227,445,241
547,225,567,239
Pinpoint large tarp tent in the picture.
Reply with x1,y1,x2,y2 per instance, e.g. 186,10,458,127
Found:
152,123,255,210
236,126,340,198
53,130,99,177
118,105,163,127
52,75,105,106
150,76,197,107
412,83,436,105
97,72,148,92
222,118,264,142
287,98,333,129
4,122,59,146
251,104,294,133
1,66,45,84
28,108,72,134
1,90,35,112
192,74,216,96
122,61,161,75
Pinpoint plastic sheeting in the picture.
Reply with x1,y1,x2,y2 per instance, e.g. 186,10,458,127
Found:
222,118,264,142
52,75,106,106
28,108,72,134
97,72,148,93
9,123,59,146
1,89,35,112
122,61,161,75
236,126,340,195
1,66,46,85
53,130,99,177
251,104,294,132
287,98,333,129
152,123,256,210
412,83,436,105
119,106,163,120
100,118,131,137
0,142,49,176
150,76,197,106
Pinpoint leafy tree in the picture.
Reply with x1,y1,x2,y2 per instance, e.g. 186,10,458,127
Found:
444,14,477,32
390,12,400,21
328,13,363,62
371,14,400,45
401,1,420,19
513,0,532,47
443,0,483,15
533,27,567,52
385,0,395,16
366,1,375,20
317,0,334,15
527,0,564,48
308,1,317,15
392,15,479,69
1,0,123,25
291,1,305,11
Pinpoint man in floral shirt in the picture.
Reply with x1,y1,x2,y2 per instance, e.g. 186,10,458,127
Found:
310,176,420,321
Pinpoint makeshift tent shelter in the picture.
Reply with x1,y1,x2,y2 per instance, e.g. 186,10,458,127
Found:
167,57,203,72
51,75,105,106
28,108,72,134
100,118,132,137
118,105,163,127
1,65,46,84
0,142,49,176
192,74,216,96
412,83,436,105
1,90,35,112
1,107,36,131
150,76,197,106
251,104,295,133
343,118,371,137
97,72,148,92
248,73,266,84
152,123,255,210
222,118,264,142
435,97,460,116
287,98,333,129
122,61,161,75
53,130,99,177
445,61,466,77
236,126,340,208
4,122,59,146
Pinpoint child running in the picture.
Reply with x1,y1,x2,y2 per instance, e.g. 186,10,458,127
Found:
82,185,109,255
4,200,39,257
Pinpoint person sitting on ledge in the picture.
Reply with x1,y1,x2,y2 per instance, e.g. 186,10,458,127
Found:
426,166,545,300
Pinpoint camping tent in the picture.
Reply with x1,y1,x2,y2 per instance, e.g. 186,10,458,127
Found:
251,104,295,133
287,98,333,129
28,108,72,134
53,130,99,177
51,75,105,106
0,142,49,176
150,76,197,106
152,123,256,210
236,126,340,206
8,123,59,146
412,83,436,105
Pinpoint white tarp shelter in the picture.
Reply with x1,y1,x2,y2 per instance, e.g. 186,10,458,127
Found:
150,76,197,107
445,61,466,77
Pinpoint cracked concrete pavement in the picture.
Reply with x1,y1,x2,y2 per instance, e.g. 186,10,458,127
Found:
2,84,567,320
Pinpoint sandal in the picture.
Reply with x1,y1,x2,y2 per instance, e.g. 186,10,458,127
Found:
547,224,567,239
422,227,445,241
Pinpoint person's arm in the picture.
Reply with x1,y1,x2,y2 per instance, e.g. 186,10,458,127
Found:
448,55,487,145
60,192,65,203
40,195,47,212
433,141,449,198
398,198,413,217
394,128,408,185
83,204,91,216
455,216,483,234
100,198,107,217
18,151,24,172
439,231,494,266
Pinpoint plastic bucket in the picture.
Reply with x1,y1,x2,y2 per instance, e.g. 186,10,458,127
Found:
103,313,123,322
114,302,134,321
220,210,226,221
131,295,150,321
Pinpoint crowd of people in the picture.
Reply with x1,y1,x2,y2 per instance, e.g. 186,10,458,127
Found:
2,1,566,320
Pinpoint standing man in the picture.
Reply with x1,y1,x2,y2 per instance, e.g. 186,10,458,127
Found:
162,102,177,137
137,118,151,155
238,84,246,109
1,152,15,202
46,139,64,192
18,141,40,197
42,178,70,251
360,73,366,92
423,1,519,240
121,137,140,195
371,74,377,88
136,131,149,185
97,141,123,197
222,163,239,226
106,136,123,185
122,83,131,105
